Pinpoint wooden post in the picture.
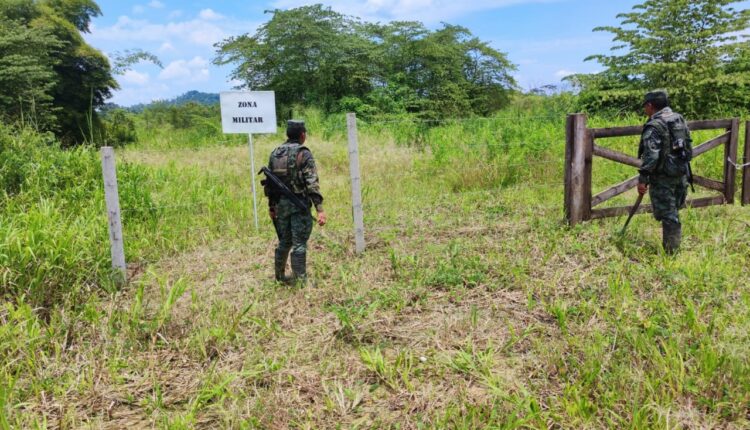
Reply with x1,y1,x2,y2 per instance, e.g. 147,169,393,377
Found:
101,147,126,283
743,121,750,206
723,118,740,204
567,114,591,225
564,115,574,222
346,113,365,254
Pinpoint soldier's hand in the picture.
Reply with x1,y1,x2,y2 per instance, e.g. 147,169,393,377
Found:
637,183,648,195
317,211,327,226
269,207,277,220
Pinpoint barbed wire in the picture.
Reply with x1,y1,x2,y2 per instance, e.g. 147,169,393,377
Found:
353,114,566,126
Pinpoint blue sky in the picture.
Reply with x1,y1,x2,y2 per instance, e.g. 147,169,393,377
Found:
85,0,750,106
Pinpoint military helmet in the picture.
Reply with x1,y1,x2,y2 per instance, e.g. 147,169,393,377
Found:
286,120,306,139
643,90,669,108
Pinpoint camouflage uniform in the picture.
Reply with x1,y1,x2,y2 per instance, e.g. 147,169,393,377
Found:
638,98,691,253
265,121,323,284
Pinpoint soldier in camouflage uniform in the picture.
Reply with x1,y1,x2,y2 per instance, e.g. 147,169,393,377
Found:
637,90,692,254
265,120,326,285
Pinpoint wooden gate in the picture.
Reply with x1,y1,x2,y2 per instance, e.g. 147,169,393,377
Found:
564,114,744,225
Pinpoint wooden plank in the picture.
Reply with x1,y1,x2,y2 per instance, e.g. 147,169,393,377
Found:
685,195,727,209
687,119,734,131
743,121,750,206
590,119,733,139
564,115,574,221
723,119,740,204
101,147,127,283
592,175,639,207
693,132,730,158
591,125,643,139
591,202,653,219
593,144,641,168
692,175,725,192
568,114,588,225
347,113,366,254
590,196,726,220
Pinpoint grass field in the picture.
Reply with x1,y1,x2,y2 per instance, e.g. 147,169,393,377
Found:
1,107,750,428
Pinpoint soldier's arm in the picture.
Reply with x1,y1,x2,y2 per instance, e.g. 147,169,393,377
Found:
638,126,661,184
299,150,324,212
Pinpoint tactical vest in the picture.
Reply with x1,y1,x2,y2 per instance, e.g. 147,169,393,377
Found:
269,142,308,195
647,110,693,177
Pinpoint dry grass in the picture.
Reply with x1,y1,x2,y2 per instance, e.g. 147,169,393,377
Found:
7,123,750,429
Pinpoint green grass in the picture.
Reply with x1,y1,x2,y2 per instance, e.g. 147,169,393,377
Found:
1,101,749,428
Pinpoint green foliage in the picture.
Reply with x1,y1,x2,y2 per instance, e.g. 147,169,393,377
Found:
571,0,750,117
0,0,117,145
214,5,517,120
101,108,137,146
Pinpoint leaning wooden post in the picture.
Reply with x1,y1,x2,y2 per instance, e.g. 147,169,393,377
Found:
723,118,740,204
346,113,366,254
101,147,127,283
742,121,750,206
566,114,591,225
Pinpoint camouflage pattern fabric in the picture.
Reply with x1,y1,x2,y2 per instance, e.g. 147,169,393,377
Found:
638,107,690,225
266,141,324,211
273,198,313,256
648,175,688,224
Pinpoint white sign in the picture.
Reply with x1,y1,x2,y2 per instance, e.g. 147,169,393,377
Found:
220,91,277,134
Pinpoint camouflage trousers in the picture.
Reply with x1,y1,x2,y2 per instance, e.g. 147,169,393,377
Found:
273,198,313,255
649,175,688,225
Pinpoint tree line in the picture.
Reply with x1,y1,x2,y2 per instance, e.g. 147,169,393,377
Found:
0,1,748,147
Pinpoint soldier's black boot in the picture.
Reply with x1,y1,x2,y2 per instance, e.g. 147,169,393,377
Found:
290,251,307,287
274,248,291,283
662,221,682,255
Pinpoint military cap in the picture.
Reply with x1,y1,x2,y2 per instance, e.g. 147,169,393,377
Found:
286,119,306,139
643,90,669,107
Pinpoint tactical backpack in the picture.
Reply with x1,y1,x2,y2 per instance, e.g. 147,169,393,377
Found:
268,142,309,195
652,113,693,178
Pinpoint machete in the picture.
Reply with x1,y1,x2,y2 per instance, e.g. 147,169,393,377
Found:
620,193,644,235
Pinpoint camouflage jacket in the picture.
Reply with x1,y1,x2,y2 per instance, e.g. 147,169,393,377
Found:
638,107,690,184
265,140,324,212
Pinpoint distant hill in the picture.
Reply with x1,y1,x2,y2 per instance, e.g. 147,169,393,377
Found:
126,91,220,112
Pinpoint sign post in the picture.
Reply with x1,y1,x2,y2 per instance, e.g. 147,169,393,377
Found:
220,91,277,230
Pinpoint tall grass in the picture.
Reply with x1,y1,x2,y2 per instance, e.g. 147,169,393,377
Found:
1,97,748,428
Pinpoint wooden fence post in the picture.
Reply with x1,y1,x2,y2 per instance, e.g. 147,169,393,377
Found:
724,118,740,204
743,121,750,206
347,113,366,254
566,114,591,225
101,147,127,283
564,115,574,222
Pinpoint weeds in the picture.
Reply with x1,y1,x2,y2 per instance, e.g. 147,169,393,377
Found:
1,105,749,427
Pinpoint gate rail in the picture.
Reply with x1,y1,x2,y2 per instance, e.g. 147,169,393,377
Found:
564,114,745,225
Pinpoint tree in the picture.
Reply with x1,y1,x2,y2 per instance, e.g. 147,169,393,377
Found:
214,4,517,119
215,5,374,115
571,0,750,117
0,0,118,145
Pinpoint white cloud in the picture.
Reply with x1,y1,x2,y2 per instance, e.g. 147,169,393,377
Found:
132,5,145,14
168,10,183,19
158,41,175,52
121,70,150,85
159,57,210,82
91,15,230,47
555,69,575,79
199,9,224,21
149,0,165,8
272,0,564,23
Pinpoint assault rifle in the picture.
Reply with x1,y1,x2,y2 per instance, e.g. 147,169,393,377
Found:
258,166,310,212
